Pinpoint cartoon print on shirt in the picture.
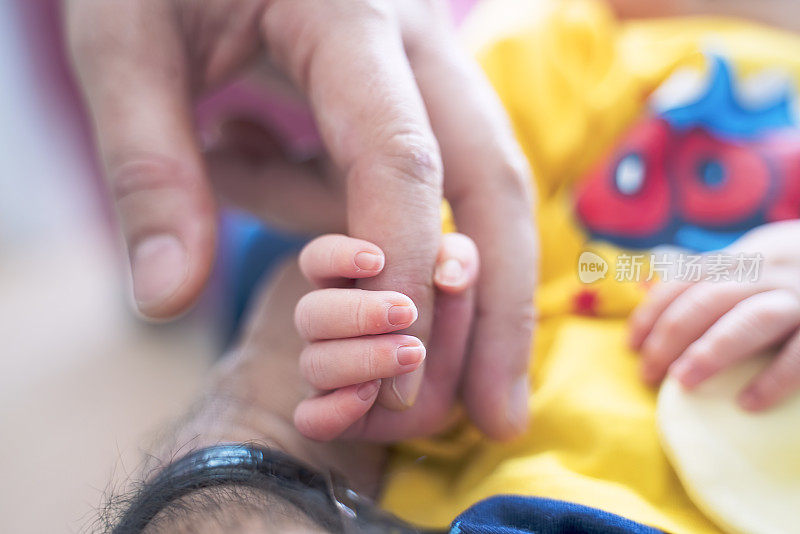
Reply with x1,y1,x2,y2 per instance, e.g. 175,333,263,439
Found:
576,55,800,252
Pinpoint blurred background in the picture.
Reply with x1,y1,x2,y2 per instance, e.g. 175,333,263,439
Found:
0,1,314,531
0,1,478,532
0,2,220,533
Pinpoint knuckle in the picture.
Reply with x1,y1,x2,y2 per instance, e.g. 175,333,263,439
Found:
362,343,382,379
327,237,344,275
109,153,195,204
370,131,443,189
353,294,372,336
657,311,685,339
301,347,326,386
294,295,314,338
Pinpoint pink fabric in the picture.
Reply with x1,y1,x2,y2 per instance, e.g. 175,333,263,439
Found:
196,0,480,158
450,0,480,25
14,0,108,222
20,0,481,173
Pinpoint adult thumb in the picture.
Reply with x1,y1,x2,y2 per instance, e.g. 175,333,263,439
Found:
68,0,216,318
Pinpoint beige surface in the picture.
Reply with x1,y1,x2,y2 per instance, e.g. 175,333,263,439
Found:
658,357,800,534
0,4,217,530
0,232,216,533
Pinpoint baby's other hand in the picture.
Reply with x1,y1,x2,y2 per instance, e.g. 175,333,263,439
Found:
293,233,479,441
629,221,800,411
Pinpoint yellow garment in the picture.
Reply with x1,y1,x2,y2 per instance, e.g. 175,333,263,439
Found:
381,2,800,533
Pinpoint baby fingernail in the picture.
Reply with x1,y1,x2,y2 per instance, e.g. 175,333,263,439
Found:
739,390,760,411
397,344,426,366
388,305,417,327
435,258,465,287
355,251,384,271
671,359,699,387
357,379,381,401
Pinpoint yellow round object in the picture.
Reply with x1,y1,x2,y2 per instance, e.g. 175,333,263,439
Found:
657,356,800,534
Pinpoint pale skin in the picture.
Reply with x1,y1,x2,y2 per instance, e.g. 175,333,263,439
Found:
293,232,480,441
67,0,800,463
630,221,800,411
299,229,800,446
131,227,800,533
132,234,480,532
64,0,537,441
126,226,800,531
607,0,800,410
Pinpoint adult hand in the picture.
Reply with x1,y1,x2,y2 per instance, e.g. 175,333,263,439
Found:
66,0,536,439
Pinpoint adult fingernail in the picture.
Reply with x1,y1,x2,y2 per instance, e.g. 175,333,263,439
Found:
397,344,426,367
435,258,465,287
391,368,423,407
506,376,530,435
131,234,188,310
355,251,384,271
388,305,417,327
357,379,381,401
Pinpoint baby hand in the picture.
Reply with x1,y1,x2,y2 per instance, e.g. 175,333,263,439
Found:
293,232,479,441
629,221,800,411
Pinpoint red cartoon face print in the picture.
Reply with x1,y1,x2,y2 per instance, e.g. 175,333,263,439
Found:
575,119,672,243
575,55,800,252
672,128,772,227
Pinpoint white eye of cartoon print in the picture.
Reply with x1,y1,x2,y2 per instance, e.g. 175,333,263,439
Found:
614,153,646,195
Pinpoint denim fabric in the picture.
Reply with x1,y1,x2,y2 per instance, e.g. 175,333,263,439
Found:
450,496,663,534
220,210,307,346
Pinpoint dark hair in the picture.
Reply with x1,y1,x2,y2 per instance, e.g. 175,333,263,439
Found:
95,445,439,534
